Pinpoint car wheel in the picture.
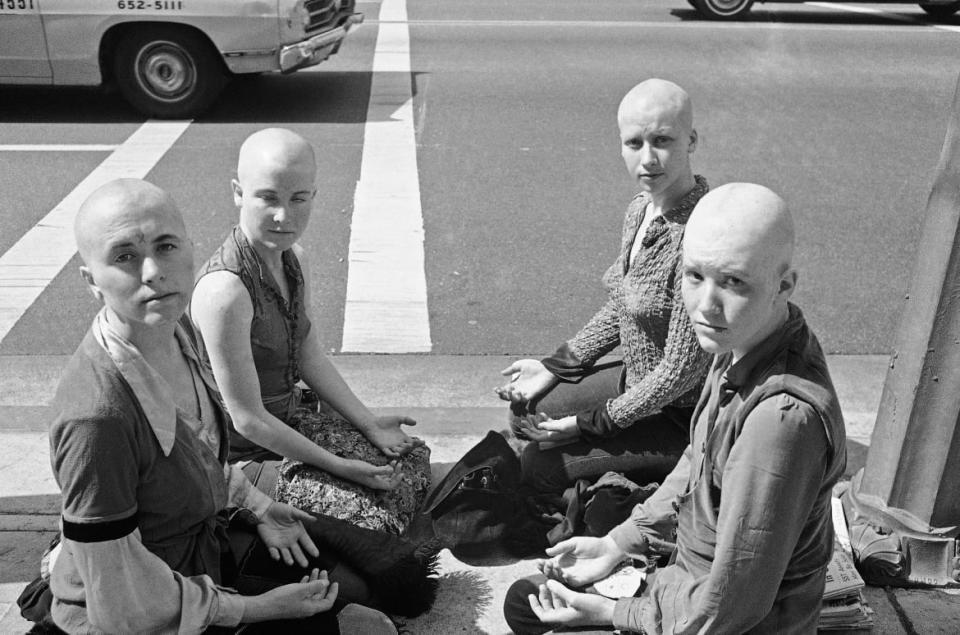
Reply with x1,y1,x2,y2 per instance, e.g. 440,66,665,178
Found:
693,0,754,19
113,26,227,118
919,1,960,17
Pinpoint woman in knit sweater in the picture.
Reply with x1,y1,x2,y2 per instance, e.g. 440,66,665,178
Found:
497,79,712,493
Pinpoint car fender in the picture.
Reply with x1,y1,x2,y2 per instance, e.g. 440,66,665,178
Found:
38,1,284,85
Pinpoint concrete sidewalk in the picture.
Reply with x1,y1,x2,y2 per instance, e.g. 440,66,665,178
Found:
2,354,959,633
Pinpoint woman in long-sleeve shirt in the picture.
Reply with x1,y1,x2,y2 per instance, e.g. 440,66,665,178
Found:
497,79,711,493
502,184,847,635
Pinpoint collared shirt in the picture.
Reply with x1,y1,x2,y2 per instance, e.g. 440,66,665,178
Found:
93,309,220,455
607,304,847,634
543,176,712,436
49,315,272,634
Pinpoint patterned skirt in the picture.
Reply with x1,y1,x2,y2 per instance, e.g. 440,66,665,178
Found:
274,405,432,535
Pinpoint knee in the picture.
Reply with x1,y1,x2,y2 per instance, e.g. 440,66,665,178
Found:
503,578,544,635
327,562,376,607
520,443,566,494
337,604,397,635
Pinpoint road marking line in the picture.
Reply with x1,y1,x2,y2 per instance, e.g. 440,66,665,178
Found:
807,1,960,31
376,17,952,33
0,120,191,345
805,2,917,22
342,0,431,353
0,144,119,152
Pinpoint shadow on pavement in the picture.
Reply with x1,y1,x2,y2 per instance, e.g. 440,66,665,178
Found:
402,569,492,635
669,6,960,26
845,438,868,478
0,71,425,125
0,85,138,124
202,70,374,124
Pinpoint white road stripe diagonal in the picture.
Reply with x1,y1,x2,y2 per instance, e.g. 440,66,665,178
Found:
0,145,119,152
342,0,431,352
0,120,191,344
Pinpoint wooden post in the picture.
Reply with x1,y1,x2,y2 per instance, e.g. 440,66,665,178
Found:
842,75,960,587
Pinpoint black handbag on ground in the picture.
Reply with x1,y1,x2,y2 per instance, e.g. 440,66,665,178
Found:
17,534,64,634
419,430,548,558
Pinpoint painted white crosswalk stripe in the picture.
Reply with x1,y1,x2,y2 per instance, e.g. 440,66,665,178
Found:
341,0,431,353
0,144,119,152
806,1,960,32
377,16,959,34
0,120,191,344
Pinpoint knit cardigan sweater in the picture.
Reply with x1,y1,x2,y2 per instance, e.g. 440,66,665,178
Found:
543,176,712,437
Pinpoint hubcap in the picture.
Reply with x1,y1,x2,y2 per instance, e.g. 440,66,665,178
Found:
707,0,747,13
135,41,196,102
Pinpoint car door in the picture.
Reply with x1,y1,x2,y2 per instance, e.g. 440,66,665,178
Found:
0,0,51,81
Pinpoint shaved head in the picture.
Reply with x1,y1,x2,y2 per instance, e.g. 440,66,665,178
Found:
75,178,185,265
233,128,318,255
682,183,798,360
686,183,795,275
74,178,194,340
618,78,693,134
617,79,698,207
236,127,316,184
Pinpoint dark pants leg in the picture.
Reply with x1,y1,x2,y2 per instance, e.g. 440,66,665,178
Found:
234,534,376,607
227,526,390,634
521,407,691,494
503,576,616,635
511,358,691,493
236,613,341,634
235,607,397,635
511,359,625,425
504,578,553,635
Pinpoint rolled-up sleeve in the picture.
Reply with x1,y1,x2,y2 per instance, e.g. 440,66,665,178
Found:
51,415,246,633
608,446,691,557
68,531,244,633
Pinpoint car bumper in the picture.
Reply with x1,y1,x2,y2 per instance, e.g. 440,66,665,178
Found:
279,13,364,73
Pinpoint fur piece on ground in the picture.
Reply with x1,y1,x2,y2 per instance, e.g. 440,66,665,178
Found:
307,513,442,617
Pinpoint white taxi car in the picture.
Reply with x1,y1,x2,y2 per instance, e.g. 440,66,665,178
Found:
0,0,363,117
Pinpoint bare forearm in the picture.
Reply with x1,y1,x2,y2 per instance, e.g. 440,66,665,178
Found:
233,410,352,474
300,351,375,428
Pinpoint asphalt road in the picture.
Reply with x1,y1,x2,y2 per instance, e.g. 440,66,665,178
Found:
1,0,958,358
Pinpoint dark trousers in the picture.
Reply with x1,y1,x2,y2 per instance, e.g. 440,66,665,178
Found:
502,575,620,635
220,519,385,634
514,359,691,494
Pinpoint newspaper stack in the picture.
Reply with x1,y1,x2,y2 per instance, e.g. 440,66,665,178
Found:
819,497,874,631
